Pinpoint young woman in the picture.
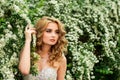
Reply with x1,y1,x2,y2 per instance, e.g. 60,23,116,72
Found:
18,16,68,80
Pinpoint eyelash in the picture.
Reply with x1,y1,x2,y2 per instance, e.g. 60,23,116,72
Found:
46,30,59,34
56,31,59,34
46,30,51,32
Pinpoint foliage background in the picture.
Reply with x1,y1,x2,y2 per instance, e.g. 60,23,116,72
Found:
0,0,120,80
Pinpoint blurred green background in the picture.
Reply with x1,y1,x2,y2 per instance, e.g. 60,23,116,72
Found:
0,0,120,80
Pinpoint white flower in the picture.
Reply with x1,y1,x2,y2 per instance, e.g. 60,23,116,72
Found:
66,75,72,80
0,9,4,17
26,18,31,24
4,29,9,33
91,76,95,79
20,13,27,19
5,33,12,39
12,34,17,40
0,37,6,48
13,4,20,13
0,0,5,4
49,0,57,4
7,24,12,29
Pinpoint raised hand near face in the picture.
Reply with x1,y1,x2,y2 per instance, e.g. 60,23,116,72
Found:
24,24,36,42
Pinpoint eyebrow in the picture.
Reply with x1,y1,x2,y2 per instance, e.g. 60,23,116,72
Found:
46,28,59,31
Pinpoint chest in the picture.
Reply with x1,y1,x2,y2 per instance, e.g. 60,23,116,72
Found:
36,59,60,71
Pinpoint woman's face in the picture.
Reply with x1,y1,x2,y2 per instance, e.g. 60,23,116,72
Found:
42,22,59,46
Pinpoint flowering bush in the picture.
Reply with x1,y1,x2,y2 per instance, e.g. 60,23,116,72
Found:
0,0,120,80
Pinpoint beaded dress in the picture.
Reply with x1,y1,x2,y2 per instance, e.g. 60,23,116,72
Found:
24,67,57,80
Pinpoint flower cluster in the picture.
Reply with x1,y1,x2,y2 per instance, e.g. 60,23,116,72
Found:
0,0,120,80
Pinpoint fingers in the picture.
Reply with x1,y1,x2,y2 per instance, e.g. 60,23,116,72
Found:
31,30,37,34
29,28,36,34
24,24,37,36
25,24,36,31
25,24,29,31
30,28,36,31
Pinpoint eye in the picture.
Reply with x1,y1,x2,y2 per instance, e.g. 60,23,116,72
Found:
56,30,59,34
46,29,52,33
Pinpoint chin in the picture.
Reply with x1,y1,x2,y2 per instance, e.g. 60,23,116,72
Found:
49,43,56,46
49,42,57,46
44,41,57,46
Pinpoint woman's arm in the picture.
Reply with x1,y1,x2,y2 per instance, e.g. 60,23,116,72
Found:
57,55,67,80
18,40,31,75
18,24,36,75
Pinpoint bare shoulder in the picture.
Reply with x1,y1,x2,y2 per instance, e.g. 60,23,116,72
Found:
57,54,67,79
59,54,67,64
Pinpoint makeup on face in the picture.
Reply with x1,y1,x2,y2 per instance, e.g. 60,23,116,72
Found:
42,22,59,45
45,28,59,42
45,28,59,34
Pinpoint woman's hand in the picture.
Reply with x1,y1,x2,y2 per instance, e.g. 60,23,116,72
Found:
24,24,36,42
19,24,36,75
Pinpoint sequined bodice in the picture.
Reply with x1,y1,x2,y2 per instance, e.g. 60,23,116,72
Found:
24,67,57,80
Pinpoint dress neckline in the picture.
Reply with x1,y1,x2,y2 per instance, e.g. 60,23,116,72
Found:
39,67,57,73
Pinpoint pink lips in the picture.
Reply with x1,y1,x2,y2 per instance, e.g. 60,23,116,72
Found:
50,39,55,42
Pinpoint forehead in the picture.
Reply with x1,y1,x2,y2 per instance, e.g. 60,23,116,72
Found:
46,22,58,30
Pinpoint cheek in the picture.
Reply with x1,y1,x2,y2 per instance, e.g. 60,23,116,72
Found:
56,35,59,41
43,32,49,38
42,33,49,41
57,35,59,39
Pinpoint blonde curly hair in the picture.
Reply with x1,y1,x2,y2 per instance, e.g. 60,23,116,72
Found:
35,16,68,66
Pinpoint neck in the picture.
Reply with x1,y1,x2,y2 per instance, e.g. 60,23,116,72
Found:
40,44,51,56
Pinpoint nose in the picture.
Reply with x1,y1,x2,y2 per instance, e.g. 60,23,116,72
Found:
51,32,56,37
